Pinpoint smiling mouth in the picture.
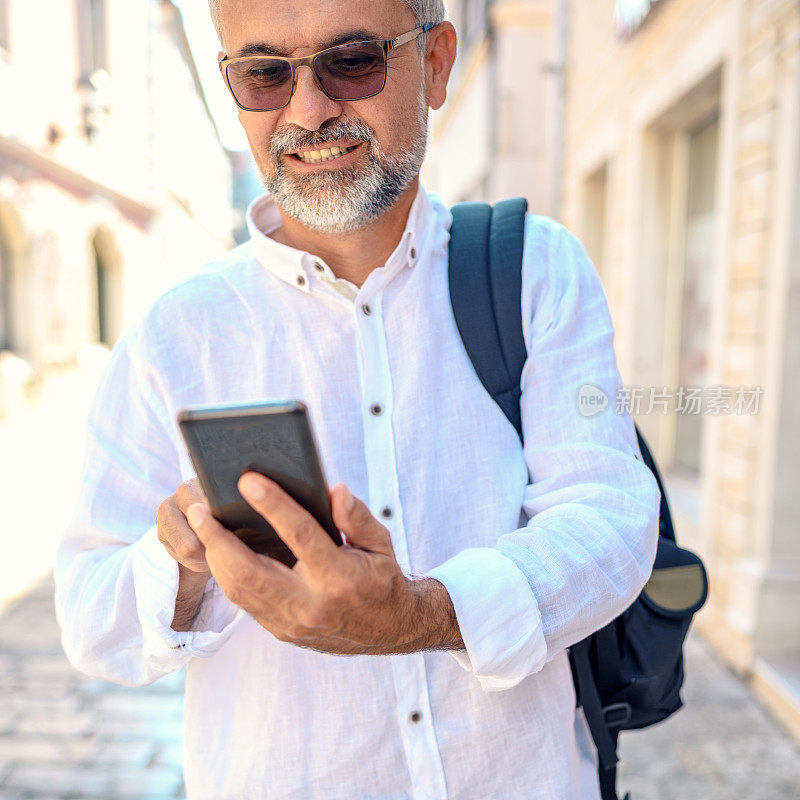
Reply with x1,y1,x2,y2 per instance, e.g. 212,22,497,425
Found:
292,144,360,164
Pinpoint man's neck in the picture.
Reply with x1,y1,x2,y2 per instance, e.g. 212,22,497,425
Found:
269,179,420,288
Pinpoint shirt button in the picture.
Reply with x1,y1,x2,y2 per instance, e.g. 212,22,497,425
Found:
361,303,372,316
409,710,422,723
410,247,417,260
380,506,393,519
313,261,325,272
370,403,383,416
296,275,306,287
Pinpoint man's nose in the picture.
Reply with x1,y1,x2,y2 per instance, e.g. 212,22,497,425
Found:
282,65,342,131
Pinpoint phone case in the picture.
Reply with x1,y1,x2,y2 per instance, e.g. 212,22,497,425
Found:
177,400,342,567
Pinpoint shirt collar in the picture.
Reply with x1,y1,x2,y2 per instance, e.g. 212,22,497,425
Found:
244,182,435,296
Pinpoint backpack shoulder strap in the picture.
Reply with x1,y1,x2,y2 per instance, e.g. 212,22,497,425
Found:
449,199,625,798
448,200,693,800
448,197,528,441
448,200,676,544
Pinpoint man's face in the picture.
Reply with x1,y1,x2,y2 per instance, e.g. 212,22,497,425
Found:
218,0,438,233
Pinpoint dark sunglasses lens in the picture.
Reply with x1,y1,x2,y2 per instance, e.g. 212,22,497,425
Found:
226,58,293,110
315,42,386,100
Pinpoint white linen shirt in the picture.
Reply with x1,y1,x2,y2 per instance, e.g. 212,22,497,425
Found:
55,183,660,800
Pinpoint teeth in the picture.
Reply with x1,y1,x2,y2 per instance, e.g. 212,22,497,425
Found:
296,144,357,164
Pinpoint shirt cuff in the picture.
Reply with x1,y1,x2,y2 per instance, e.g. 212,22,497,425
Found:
426,547,547,691
131,524,245,671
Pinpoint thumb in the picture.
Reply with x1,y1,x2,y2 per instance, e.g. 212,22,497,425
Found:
332,484,394,555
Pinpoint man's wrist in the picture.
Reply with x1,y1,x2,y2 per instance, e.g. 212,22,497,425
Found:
171,564,212,632
400,576,465,653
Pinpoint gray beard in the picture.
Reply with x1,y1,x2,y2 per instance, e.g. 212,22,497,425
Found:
257,93,429,234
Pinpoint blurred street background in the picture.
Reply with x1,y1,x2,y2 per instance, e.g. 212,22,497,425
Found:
1,575,799,799
2,0,800,797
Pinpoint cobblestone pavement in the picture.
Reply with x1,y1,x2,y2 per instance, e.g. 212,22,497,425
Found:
1,574,799,800
618,636,800,800
0,576,184,800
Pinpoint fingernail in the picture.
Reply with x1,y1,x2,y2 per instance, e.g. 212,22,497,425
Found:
187,504,208,527
241,473,266,500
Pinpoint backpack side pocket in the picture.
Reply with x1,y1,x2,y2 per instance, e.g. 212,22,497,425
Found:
605,539,709,730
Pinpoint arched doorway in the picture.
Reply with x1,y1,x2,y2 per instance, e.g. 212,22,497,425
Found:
0,222,12,351
91,226,123,346
0,201,26,355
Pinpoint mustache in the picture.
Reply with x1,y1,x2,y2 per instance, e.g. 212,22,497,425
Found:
269,119,376,158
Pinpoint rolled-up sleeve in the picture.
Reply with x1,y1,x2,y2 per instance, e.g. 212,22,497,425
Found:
54,325,244,687
427,216,660,691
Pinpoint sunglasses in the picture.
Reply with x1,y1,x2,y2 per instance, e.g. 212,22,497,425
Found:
218,24,435,112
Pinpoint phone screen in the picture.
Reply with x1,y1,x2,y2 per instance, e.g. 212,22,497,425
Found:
177,401,342,567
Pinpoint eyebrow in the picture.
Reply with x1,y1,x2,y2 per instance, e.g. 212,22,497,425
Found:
233,30,384,59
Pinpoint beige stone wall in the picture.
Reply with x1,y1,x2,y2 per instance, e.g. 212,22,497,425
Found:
426,0,555,207
560,0,800,690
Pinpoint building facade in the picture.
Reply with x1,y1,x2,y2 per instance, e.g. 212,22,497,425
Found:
0,0,234,416
428,0,800,740
424,0,558,209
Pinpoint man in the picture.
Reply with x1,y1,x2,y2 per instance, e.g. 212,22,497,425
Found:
55,0,660,797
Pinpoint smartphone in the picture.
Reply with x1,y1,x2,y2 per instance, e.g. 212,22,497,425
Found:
177,400,342,568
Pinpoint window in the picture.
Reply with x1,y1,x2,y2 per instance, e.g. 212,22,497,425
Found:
77,0,107,81
582,163,609,281
0,0,9,53
456,0,489,46
465,0,488,39
0,231,12,351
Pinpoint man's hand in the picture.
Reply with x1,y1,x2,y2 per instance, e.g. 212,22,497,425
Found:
186,474,464,655
157,478,213,631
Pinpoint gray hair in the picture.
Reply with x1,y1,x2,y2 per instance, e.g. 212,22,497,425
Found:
208,1,447,50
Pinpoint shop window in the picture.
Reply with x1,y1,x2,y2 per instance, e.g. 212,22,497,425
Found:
673,116,719,474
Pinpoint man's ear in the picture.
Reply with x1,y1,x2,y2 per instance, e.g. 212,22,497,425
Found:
218,50,228,88
424,22,457,111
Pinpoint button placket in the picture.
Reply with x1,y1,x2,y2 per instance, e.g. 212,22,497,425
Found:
390,651,449,800
355,295,406,569
354,292,448,800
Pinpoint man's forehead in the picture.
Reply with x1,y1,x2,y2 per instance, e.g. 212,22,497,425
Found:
219,0,415,55
233,29,383,59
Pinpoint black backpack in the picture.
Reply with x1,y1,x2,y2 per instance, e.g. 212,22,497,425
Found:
447,197,709,800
